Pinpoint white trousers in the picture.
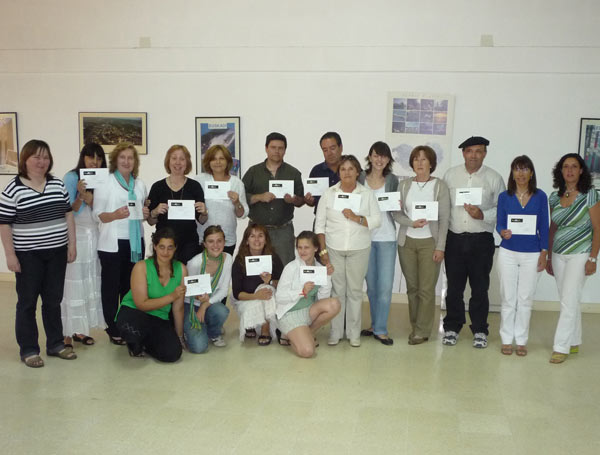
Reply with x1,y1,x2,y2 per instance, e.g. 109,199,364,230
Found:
552,253,588,354
497,247,540,345
328,246,370,341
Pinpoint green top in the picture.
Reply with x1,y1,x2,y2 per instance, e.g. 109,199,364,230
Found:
288,285,319,312
550,189,599,254
118,258,183,321
242,159,304,226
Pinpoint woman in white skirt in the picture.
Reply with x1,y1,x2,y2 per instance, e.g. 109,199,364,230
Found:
275,231,340,358
231,223,284,345
60,143,107,347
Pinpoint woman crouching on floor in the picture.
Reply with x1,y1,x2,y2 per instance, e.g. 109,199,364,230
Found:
275,231,340,358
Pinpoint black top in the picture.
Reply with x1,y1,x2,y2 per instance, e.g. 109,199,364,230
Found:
147,178,205,246
231,253,284,300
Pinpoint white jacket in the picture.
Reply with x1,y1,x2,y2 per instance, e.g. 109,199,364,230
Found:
275,257,332,319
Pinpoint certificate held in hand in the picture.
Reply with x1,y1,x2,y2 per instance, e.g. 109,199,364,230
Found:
333,192,362,212
167,199,195,220
204,181,230,200
79,168,108,189
185,274,212,297
269,180,294,199
127,200,144,220
412,201,439,221
507,214,537,235
245,255,272,276
299,266,328,286
455,187,483,206
376,192,401,212
304,177,329,196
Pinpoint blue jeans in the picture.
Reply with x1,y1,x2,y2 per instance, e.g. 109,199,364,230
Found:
365,241,397,336
183,302,230,353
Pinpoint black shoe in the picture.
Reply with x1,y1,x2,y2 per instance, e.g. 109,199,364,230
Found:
360,329,374,337
374,335,394,346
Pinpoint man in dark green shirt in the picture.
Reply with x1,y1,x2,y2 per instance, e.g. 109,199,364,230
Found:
242,132,304,265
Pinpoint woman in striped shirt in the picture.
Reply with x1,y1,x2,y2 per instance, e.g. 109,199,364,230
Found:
0,140,77,367
546,153,600,364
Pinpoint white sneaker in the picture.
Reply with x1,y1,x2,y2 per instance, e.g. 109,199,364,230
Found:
327,337,340,346
473,333,488,349
349,338,361,347
442,330,459,346
211,336,227,347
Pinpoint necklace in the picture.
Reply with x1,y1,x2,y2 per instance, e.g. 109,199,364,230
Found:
565,187,576,198
516,190,529,207
167,176,186,200
415,178,430,190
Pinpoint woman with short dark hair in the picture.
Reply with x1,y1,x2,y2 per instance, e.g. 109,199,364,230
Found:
0,140,77,367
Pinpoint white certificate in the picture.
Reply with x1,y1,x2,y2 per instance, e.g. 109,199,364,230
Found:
127,200,144,220
304,177,329,197
204,181,230,200
412,201,439,221
269,180,294,199
167,199,195,220
245,255,272,276
299,266,328,286
507,214,537,235
184,274,212,297
79,168,108,189
455,187,483,205
376,192,401,212
333,192,362,212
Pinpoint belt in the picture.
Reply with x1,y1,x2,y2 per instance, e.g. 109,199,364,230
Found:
449,231,491,236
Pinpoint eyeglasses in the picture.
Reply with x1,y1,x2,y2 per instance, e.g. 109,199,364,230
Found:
513,167,530,173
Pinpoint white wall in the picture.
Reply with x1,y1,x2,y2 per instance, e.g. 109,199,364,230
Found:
1,0,599,302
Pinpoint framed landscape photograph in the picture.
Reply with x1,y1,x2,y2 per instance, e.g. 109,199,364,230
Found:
195,116,240,176
79,112,147,155
0,112,19,175
578,117,600,188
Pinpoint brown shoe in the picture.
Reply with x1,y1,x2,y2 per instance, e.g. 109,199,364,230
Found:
408,335,429,345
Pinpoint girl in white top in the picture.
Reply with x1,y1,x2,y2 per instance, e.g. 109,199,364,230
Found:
275,231,340,358
195,145,248,255
93,142,149,344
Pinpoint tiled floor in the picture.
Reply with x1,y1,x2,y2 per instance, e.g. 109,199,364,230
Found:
1,281,599,455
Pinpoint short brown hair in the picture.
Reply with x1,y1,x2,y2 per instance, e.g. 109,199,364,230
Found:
202,145,233,175
164,145,192,174
18,139,54,179
409,145,437,173
338,154,362,176
108,142,140,178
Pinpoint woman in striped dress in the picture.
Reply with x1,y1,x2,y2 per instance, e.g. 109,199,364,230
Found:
546,153,600,364
0,140,77,367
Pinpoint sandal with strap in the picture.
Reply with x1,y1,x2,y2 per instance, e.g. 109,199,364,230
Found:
570,345,579,354
73,334,95,345
516,345,527,357
549,351,568,364
275,329,290,346
22,354,44,368
108,335,127,346
245,328,257,339
258,335,272,346
48,346,77,360
501,344,513,355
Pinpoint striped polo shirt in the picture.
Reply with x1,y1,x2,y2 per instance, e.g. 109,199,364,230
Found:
0,176,72,251
549,189,599,254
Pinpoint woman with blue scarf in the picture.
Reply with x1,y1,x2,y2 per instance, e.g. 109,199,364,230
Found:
94,142,149,345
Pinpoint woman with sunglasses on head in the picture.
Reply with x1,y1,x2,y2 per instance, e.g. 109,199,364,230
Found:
60,143,107,349
496,156,549,357
546,153,600,364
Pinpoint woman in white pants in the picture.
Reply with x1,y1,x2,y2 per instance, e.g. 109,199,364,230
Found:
546,153,600,364
496,156,549,356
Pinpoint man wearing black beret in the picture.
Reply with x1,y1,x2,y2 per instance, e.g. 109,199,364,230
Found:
441,136,505,348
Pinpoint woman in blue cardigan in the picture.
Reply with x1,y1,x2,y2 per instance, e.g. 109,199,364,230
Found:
496,155,549,356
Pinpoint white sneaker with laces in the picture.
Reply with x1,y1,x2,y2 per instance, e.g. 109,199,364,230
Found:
442,330,459,346
211,336,227,347
473,332,488,349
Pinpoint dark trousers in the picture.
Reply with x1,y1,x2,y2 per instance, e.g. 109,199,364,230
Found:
175,241,202,265
443,231,495,335
15,246,67,358
98,239,144,337
116,305,182,362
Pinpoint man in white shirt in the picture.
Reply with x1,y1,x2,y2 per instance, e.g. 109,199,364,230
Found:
442,136,505,348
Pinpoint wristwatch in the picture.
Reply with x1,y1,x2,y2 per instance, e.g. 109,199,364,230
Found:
588,257,597,263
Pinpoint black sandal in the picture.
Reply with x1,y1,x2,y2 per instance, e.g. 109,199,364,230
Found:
276,329,290,346
108,335,127,346
258,335,272,346
245,328,257,339
73,334,95,345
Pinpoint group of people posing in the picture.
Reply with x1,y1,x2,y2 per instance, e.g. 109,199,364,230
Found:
1,131,598,368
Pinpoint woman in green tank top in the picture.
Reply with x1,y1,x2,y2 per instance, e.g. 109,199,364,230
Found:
116,228,187,361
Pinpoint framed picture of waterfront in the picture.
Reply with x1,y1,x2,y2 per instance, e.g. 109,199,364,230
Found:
0,112,19,175
195,116,241,176
79,112,148,155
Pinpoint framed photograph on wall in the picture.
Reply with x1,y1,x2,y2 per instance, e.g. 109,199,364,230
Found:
79,112,148,155
195,116,240,176
578,117,600,188
0,112,19,175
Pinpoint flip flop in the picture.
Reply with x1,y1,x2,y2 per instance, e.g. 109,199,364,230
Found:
72,334,95,345
258,335,272,346
22,354,44,368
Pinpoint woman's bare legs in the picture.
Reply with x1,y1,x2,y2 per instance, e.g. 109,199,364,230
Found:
286,298,340,358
